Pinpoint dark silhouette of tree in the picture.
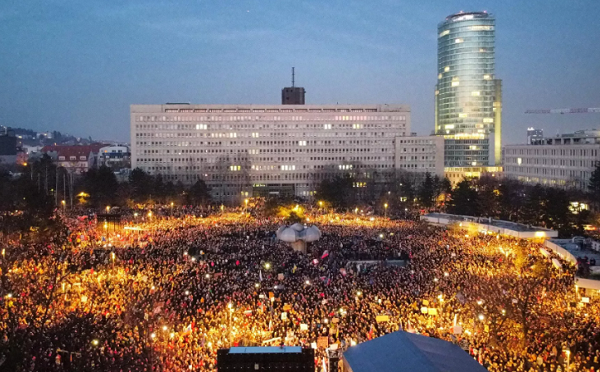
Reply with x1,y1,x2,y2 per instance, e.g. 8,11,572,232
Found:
589,162,600,209
520,184,545,226
418,172,436,209
475,175,501,218
498,179,525,221
447,179,480,216
76,165,118,208
543,188,572,234
128,168,153,203
315,175,354,210
187,180,211,205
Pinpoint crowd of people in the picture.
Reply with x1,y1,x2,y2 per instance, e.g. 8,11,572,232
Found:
1,205,600,372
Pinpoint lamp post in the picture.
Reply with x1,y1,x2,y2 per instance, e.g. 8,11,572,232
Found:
106,205,110,214
384,203,388,217
228,302,234,347
244,198,249,211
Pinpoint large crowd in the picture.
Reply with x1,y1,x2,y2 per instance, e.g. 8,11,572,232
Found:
1,205,600,372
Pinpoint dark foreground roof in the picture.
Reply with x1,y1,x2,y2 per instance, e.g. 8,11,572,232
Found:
343,332,487,372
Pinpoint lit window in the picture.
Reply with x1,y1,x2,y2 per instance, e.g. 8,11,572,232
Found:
471,91,480,96
483,74,491,80
323,124,332,130
470,25,493,31
196,124,207,130
251,132,259,138
451,81,460,87
299,141,307,146
517,158,522,165
455,38,463,43
438,73,443,79
458,113,468,118
230,165,241,171
444,66,450,72
483,118,494,123
439,30,450,37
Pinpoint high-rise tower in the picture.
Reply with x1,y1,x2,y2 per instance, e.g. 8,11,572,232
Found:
435,11,502,167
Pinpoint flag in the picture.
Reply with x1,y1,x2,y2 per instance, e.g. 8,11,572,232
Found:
321,250,329,259
259,270,263,282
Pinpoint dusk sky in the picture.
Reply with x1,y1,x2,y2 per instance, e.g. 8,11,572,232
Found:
1,0,599,144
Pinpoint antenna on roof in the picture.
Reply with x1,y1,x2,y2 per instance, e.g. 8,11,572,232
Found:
292,67,295,88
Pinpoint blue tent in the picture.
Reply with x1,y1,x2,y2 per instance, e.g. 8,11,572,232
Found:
343,332,487,372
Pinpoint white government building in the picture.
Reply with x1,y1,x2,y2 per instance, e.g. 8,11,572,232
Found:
504,129,600,190
130,104,444,202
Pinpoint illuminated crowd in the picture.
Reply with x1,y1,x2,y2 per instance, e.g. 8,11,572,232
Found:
1,205,600,372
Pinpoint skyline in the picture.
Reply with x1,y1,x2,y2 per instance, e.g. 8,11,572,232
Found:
1,0,599,144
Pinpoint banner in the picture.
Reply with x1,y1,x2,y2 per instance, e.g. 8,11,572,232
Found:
317,336,329,349
376,315,390,323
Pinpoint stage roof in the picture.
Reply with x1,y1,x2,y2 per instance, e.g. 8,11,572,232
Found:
343,332,487,372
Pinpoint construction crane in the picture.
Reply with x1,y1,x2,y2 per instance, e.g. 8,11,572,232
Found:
525,107,600,114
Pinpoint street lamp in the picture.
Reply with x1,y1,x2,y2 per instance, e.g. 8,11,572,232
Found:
106,205,110,213
264,262,271,270
384,203,388,217
244,198,249,211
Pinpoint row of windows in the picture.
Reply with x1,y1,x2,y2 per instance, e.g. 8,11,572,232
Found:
135,130,402,139
505,148,600,157
160,107,386,114
136,115,407,122
508,157,598,168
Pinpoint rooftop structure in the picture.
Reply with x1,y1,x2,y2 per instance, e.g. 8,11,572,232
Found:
217,346,314,372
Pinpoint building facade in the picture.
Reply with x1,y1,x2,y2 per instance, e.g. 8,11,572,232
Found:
98,145,131,169
395,135,445,178
435,11,502,168
41,144,105,174
504,129,600,190
130,104,447,202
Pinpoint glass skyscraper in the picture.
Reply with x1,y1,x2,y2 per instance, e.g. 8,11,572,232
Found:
435,11,502,167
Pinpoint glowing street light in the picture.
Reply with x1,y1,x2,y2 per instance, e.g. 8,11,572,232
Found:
478,314,485,321
106,205,110,213
384,203,388,217
150,333,156,339
264,262,271,270
92,339,99,346
162,325,168,332
148,211,152,218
